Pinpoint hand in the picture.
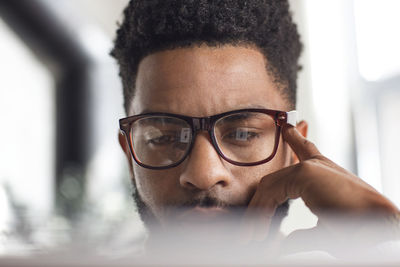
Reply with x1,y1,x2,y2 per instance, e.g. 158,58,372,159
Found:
241,124,399,248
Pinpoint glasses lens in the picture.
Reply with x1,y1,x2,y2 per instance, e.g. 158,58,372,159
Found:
214,112,277,164
130,116,192,167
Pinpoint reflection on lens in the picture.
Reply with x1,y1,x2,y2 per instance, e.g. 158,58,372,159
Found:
131,116,192,167
214,112,276,163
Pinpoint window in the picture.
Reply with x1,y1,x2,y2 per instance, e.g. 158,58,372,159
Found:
0,18,55,221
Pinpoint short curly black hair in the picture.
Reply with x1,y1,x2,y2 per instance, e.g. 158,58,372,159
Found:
111,0,302,112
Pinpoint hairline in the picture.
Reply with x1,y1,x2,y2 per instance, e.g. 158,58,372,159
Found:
125,42,294,115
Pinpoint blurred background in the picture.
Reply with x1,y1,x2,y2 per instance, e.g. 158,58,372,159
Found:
0,0,399,256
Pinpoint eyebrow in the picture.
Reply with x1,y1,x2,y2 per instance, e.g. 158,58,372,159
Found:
221,112,266,123
139,116,187,126
138,105,269,116
139,109,155,114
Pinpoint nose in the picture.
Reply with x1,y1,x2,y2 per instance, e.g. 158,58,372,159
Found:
179,132,233,191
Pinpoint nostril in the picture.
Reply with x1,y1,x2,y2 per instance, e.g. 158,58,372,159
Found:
216,180,227,187
180,177,228,191
182,180,197,190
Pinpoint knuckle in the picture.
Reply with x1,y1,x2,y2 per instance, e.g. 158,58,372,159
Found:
260,175,268,185
259,175,274,189
302,138,315,149
287,161,319,197
296,160,315,174
284,175,297,197
295,159,325,178
311,154,327,161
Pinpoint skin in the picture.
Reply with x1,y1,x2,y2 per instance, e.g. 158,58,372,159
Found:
119,44,399,246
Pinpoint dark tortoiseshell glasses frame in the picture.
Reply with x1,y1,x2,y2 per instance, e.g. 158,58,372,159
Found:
119,108,297,170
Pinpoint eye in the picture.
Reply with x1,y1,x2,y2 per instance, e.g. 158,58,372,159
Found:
222,128,260,143
147,134,178,146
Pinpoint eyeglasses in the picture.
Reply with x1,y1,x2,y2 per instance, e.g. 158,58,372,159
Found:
119,108,297,170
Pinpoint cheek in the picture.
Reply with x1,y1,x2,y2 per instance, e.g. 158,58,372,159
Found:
266,135,292,172
277,135,292,166
230,136,291,190
133,166,181,208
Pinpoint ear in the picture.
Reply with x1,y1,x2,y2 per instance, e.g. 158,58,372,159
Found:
118,131,134,170
291,120,308,164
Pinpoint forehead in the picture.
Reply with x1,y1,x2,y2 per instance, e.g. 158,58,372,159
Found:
130,45,288,116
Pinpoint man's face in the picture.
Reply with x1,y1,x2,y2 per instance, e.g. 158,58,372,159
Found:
123,45,293,228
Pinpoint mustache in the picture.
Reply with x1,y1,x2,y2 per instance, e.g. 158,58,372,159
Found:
171,195,248,211
182,196,228,208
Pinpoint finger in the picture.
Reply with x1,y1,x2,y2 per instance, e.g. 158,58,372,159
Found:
283,125,370,186
240,167,303,243
240,187,279,243
282,125,321,161
239,207,274,243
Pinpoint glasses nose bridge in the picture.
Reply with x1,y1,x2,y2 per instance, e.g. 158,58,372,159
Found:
191,116,220,159
192,117,212,132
